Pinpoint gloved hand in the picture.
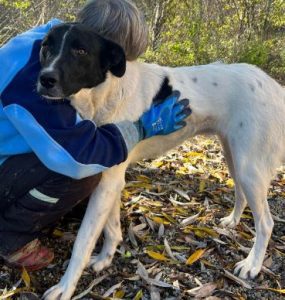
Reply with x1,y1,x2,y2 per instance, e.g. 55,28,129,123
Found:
136,91,191,139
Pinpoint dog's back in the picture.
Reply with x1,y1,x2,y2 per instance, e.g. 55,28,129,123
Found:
124,62,285,164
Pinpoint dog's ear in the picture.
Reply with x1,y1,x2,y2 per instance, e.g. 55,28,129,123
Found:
101,39,126,78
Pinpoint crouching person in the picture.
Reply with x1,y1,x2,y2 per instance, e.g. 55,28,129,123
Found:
0,0,191,271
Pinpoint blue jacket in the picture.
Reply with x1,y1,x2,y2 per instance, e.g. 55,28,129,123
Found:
0,19,132,179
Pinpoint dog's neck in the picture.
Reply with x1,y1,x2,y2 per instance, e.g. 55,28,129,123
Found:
71,61,166,126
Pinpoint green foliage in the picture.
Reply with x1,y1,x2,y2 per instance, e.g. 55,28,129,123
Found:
0,0,284,82
140,0,285,83
238,40,271,66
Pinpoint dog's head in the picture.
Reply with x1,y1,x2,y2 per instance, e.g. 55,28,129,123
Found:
37,23,126,99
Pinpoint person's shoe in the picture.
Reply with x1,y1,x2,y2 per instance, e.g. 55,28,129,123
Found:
4,239,54,271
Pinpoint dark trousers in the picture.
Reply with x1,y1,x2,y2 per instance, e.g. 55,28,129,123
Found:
0,153,101,255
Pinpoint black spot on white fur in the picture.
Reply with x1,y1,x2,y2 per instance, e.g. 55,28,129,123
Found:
249,84,255,92
152,77,173,105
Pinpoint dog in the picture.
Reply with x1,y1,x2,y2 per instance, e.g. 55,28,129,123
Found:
37,23,285,300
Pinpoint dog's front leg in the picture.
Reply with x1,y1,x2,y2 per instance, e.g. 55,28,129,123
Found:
43,165,125,300
88,164,127,272
89,194,122,272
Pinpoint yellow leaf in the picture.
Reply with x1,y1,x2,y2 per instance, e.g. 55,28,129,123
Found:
152,161,164,168
211,172,224,182
136,175,151,183
241,213,253,219
186,249,207,265
199,180,206,192
133,289,143,300
239,232,252,240
226,178,235,188
176,166,188,175
138,206,149,213
162,212,176,223
192,229,207,238
122,189,131,199
114,290,125,298
185,152,204,157
0,288,23,299
128,182,153,189
146,250,168,261
147,200,163,207
151,216,170,225
53,229,64,238
261,288,285,294
188,226,219,238
21,267,30,288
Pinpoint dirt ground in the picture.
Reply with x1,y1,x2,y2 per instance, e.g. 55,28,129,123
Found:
0,137,284,300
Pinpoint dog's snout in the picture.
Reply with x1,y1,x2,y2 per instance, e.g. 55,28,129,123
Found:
40,71,59,89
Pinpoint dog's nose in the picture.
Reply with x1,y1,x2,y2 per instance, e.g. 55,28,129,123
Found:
40,71,59,89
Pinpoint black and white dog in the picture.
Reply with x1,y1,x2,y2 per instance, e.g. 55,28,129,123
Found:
37,24,285,300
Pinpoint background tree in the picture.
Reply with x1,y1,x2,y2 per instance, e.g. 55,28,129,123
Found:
0,0,284,82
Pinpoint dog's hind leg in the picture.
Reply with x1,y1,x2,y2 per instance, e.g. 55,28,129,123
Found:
220,138,247,228
232,157,274,279
89,194,123,272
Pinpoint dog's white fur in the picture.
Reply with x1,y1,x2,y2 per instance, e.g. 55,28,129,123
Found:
44,61,285,300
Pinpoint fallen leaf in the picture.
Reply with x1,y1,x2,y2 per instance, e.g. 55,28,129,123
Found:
151,216,170,225
256,287,285,295
226,178,235,188
164,238,177,261
223,270,252,289
186,249,207,265
21,268,30,289
199,180,206,192
103,281,123,298
187,282,217,298
146,251,168,261
72,274,108,300
114,290,125,299
180,212,201,227
133,289,143,300
174,189,190,201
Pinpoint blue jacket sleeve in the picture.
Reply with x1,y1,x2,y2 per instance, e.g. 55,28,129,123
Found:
0,20,129,179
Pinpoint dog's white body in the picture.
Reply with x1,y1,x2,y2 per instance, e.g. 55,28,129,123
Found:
44,62,285,300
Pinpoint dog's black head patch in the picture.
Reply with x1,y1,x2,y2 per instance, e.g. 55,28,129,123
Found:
37,23,126,99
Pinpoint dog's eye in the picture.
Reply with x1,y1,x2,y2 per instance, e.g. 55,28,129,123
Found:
41,43,50,53
41,44,50,58
41,43,48,50
72,48,88,56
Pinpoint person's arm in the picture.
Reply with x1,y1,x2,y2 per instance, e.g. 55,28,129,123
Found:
0,19,62,94
0,22,190,179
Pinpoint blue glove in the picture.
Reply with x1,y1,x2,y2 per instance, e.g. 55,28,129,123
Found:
136,91,191,139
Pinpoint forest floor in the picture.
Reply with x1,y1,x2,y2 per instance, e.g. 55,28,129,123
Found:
0,136,284,300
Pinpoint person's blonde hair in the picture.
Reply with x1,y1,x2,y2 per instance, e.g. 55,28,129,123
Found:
77,0,148,61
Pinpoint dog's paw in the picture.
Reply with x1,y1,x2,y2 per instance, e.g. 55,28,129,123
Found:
220,214,239,228
234,257,261,279
89,254,114,273
43,282,75,300
43,284,63,300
